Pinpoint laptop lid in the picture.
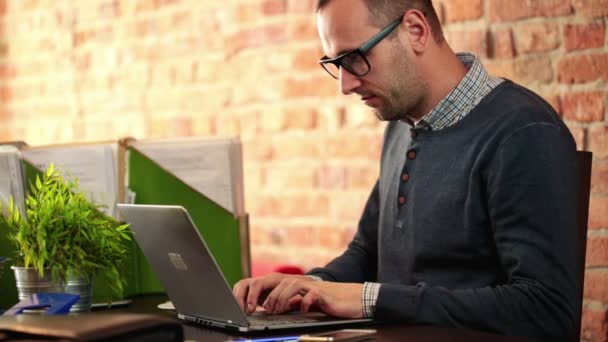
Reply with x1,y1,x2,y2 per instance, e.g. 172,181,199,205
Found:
117,204,249,328
117,204,372,332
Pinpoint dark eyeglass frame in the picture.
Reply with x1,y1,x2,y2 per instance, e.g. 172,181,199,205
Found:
318,15,404,79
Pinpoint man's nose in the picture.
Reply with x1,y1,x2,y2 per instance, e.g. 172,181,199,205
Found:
339,68,362,95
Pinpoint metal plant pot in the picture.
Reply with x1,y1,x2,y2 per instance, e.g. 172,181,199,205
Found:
64,274,93,312
11,266,63,301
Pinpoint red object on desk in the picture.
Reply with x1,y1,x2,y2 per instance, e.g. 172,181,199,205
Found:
251,263,304,277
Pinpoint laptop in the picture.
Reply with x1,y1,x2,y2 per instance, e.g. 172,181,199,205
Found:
116,204,372,332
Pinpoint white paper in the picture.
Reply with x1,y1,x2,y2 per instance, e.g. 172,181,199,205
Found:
0,145,26,216
21,144,119,218
132,137,245,216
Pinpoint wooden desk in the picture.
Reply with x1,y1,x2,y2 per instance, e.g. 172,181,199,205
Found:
106,295,535,342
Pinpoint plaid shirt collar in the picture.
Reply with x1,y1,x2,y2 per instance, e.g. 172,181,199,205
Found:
411,53,492,131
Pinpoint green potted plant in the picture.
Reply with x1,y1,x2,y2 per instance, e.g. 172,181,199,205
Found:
0,163,131,311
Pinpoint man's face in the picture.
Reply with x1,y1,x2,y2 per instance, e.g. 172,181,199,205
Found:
317,0,426,121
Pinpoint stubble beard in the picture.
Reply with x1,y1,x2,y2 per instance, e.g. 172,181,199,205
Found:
372,43,424,122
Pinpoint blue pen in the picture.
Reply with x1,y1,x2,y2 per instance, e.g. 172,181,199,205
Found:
226,336,299,342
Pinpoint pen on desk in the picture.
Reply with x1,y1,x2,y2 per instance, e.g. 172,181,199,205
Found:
225,336,299,342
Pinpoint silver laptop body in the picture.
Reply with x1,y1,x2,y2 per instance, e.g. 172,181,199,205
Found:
117,204,372,332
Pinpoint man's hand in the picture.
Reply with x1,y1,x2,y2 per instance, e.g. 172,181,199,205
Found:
233,274,364,318
232,273,316,314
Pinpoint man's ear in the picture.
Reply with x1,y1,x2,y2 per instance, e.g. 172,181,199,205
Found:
402,9,430,53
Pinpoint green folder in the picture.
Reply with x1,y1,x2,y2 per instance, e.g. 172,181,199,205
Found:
123,145,249,295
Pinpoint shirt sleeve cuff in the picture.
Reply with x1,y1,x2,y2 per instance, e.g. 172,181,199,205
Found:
306,275,323,281
362,282,381,318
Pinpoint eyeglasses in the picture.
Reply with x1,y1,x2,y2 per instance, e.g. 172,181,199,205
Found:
318,16,403,80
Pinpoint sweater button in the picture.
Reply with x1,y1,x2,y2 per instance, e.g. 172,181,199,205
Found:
401,173,409,182
398,196,407,205
407,151,417,160
410,130,417,139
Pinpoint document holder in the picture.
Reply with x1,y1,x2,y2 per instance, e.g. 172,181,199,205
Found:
0,313,183,341
123,140,250,293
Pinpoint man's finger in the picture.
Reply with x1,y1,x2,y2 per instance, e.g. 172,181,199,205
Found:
274,280,312,314
232,281,248,311
245,281,266,314
300,288,320,313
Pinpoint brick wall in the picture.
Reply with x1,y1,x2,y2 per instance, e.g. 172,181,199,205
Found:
0,0,605,339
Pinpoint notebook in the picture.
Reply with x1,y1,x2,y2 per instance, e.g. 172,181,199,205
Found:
116,204,372,332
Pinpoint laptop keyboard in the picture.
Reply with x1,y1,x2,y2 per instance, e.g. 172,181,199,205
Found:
247,313,326,326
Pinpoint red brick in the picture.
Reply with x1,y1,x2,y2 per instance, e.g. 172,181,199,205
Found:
489,0,529,23
236,3,260,23
316,165,348,189
573,0,608,18
272,135,322,159
0,86,11,102
561,92,606,123
513,22,561,54
243,164,264,190
285,225,318,246
492,28,516,59
229,24,287,52
344,104,381,129
332,191,369,221
288,0,315,13
440,0,483,23
284,108,318,130
250,195,277,217
285,77,338,97
589,196,608,229
542,94,561,114
529,0,572,17
293,46,324,72
242,138,274,161
167,117,193,137
564,22,606,52
568,126,587,150
581,307,608,342
586,237,608,266
266,166,315,190
250,226,282,246
347,166,379,189
0,108,10,121
486,58,552,85
514,55,554,84
134,0,178,12
0,64,16,79
592,161,608,193
325,133,383,160
275,194,330,217
484,60,516,80
288,16,318,41
584,269,608,301
262,0,286,16
319,226,355,250
444,30,488,58
590,125,608,159
558,54,608,84
433,0,448,25
98,0,121,18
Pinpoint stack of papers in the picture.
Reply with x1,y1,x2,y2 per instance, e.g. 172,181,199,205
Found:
129,137,245,216
0,145,26,217
21,143,119,218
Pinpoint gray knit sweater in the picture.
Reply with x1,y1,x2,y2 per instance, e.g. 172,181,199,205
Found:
308,81,580,338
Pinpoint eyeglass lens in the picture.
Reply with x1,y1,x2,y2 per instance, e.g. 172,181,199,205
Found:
324,52,370,79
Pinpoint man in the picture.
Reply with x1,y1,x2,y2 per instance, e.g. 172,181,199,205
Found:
233,0,580,338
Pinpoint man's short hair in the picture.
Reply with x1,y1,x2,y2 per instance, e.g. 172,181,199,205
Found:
316,0,444,43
